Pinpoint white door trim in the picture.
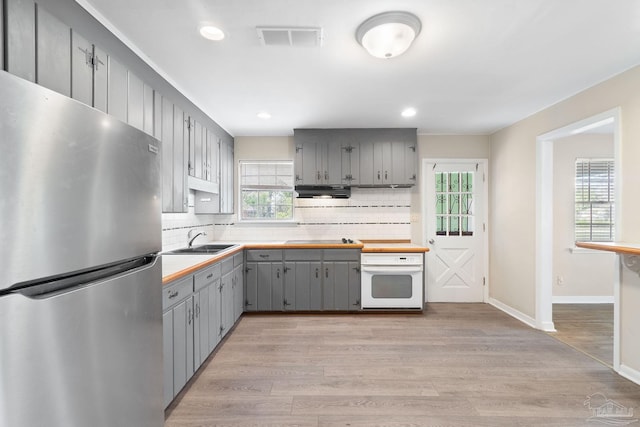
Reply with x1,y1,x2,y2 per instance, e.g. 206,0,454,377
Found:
422,158,489,302
535,107,621,371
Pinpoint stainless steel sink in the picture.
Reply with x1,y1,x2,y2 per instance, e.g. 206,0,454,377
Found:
164,244,235,255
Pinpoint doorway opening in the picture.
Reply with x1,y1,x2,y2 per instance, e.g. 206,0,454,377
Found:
535,108,621,370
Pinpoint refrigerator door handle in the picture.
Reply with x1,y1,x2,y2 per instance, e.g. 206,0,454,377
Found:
5,255,158,299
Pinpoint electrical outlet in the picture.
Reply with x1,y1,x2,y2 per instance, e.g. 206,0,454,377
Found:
556,275,565,286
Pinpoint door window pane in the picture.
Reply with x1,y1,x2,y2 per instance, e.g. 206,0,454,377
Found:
435,170,474,236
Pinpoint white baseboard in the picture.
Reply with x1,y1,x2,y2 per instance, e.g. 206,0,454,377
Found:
552,296,614,304
619,364,640,386
488,297,538,329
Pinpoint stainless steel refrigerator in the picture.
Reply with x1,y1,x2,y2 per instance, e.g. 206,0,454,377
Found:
0,71,164,427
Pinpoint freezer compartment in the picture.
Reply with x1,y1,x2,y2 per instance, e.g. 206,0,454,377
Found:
0,257,163,427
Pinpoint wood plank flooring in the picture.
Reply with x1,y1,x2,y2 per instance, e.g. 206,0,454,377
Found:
165,303,640,426
550,304,613,367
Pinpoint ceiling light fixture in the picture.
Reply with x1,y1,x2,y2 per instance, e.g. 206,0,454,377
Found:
402,107,417,118
199,25,225,41
356,11,421,59
257,112,272,119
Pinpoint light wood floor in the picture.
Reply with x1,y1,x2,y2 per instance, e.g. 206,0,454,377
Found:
550,303,614,367
165,303,640,426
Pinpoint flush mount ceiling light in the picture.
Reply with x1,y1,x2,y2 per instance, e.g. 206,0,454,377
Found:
257,111,272,119
356,11,421,59
199,25,225,41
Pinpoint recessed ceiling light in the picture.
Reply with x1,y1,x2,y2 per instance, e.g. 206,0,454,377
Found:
199,25,225,41
401,107,417,117
257,112,272,119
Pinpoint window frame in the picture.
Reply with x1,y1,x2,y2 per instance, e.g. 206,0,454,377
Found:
238,160,295,223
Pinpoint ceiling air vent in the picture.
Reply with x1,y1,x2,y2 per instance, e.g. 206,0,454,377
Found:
256,27,323,47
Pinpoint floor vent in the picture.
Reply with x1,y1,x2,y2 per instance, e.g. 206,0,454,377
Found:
256,27,323,47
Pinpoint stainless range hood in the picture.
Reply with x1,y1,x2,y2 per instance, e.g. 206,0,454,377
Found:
295,185,351,198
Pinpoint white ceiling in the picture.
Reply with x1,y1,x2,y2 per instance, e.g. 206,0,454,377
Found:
78,0,640,137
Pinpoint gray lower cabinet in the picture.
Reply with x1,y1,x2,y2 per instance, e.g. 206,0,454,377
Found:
245,249,284,311
249,249,360,312
283,250,322,310
232,253,244,322
163,255,242,409
220,258,235,337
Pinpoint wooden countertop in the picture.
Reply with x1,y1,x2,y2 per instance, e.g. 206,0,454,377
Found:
162,239,430,284
575,241,640,256
361,239,429,253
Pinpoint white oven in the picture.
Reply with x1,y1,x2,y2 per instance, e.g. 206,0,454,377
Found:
360,253,424,309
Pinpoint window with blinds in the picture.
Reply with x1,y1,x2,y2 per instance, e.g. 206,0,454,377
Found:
575,158,614,242
239,161,294,221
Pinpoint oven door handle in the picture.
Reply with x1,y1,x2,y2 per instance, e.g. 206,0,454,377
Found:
361,265,423,273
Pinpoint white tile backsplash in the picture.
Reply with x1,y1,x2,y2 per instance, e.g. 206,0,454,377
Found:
162,188,412,248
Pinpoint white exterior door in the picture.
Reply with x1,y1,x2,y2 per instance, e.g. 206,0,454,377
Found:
425,161,487,302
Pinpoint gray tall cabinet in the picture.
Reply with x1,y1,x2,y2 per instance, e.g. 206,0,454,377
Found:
2,0,235,215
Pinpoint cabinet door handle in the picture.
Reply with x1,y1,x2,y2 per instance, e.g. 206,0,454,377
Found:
188,308,192,325
352,266,361,273
385,171,388,180
259,254,269,259
315,268,319,278
195,303,200,317
377,171,381,180
325,268,329,279
168,290,179,299
284,299,291,306
353,299,360,306
276,269,280,279
317,171,321,181
324,171,329,181
206,273,213,279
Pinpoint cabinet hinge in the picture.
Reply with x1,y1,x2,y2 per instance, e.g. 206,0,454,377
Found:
344,146,353,153
92,53,105,71
295,146,302,153
410,145,416,152
476,163,479,171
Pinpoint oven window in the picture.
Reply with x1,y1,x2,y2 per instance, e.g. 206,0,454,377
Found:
371,275,413,298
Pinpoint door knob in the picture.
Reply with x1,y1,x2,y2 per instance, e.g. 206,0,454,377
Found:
428,239,435,245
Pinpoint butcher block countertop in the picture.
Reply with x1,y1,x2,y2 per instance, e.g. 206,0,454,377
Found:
162,239,430,284
575,241,640,256
361,240,430,253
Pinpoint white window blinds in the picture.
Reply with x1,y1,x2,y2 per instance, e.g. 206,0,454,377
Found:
575,159,614,242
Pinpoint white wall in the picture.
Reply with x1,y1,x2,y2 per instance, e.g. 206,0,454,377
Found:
490,64,640,379
552,134,615,300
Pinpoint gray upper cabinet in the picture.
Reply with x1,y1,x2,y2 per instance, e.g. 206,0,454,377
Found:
294,131,344,186
107,56,128,122
294,128,417,188
143,84,154,135
5,0,36,82
70,30,93,106
172,105,188,213
0,0,4,71
161,96,175,212
35,5,70,97
92,45,108,112
220,139,234,214
127,71,144,130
